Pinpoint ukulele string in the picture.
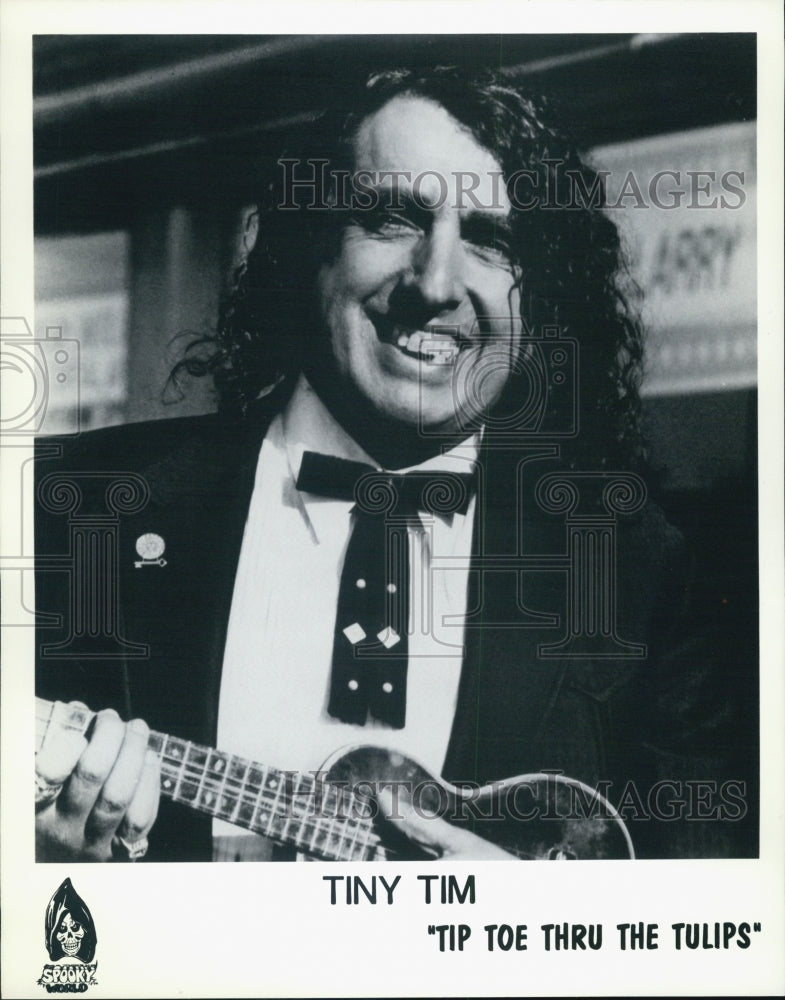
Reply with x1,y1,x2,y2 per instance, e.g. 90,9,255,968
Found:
38,710,389,858
152,742,391,860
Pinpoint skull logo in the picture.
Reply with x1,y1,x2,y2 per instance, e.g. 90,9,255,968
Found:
45,878,97,963
56,913,85,957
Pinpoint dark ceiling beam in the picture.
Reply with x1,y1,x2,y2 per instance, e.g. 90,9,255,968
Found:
34,36,337,127
504,31,682,76
35,110,315,180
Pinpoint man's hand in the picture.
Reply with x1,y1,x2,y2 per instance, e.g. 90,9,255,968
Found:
377,789,514,860
35,704,160,862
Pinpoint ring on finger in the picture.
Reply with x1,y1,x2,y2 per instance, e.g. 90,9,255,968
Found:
35,773,64,807
111,833,149,861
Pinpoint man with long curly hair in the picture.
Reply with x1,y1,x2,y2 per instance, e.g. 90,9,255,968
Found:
35,67,749,863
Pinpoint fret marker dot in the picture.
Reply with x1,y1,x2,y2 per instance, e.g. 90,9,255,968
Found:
347,679,359,691
163,779,172,789
356,578,366,589
377,626,401,649
382,681,393,694
386,583,396,594
343,622,366,644
268,779,278,789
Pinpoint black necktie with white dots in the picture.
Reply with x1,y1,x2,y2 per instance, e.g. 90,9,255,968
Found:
296,451,474,728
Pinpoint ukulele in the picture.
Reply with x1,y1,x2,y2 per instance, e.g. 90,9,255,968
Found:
36,698,634,861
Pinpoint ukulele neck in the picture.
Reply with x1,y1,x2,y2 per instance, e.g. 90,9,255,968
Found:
35,697,385,861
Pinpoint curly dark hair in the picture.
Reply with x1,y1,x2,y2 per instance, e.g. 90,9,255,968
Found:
178,66,646,470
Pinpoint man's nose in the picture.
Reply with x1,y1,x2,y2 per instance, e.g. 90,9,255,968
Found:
408,218,466,313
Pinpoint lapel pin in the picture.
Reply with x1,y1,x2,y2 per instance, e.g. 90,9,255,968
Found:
134,533,167,568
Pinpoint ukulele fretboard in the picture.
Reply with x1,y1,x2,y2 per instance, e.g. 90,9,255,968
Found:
36,698,388,861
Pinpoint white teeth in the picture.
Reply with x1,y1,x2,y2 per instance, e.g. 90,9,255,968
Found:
393,329,461,361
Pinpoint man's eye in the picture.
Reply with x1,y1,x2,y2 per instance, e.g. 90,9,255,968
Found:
461,218,514,263
465,237,513,264
356,208,422,235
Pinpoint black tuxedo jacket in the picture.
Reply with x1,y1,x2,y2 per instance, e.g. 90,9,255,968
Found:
35,390,756,859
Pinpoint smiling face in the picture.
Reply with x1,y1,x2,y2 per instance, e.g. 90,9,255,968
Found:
311,95,522,455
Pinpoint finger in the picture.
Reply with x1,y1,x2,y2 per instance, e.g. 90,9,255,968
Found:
36,700,90,784
36,731,87,786
58,709,125,818
116,750,160,842
85,718,151,842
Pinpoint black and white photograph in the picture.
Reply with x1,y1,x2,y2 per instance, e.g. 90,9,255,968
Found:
2,3,783,997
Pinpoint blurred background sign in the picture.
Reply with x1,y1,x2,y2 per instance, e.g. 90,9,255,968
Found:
592,121,756,396
35,232,129,432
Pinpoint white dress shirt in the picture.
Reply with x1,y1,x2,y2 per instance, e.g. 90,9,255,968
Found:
214,375,478,858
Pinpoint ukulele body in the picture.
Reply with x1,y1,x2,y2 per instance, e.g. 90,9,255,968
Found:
322,744,634,860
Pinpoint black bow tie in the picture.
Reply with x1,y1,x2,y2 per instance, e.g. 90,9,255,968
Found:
296,451,475,517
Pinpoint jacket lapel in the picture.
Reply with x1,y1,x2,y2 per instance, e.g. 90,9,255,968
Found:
443,442,572,785
118,395,282,748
